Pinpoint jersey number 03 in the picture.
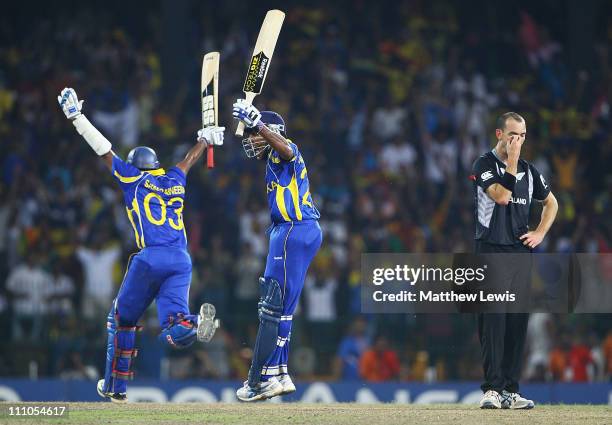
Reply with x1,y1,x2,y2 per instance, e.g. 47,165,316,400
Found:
142,193,185,230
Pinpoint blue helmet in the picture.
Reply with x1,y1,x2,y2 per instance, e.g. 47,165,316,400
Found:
244,110,286,136
126,146,160,170
242,110,286,159
260,111,286,135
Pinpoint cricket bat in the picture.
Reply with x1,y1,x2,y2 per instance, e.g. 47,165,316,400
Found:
235,9,285,136
201,51,220,168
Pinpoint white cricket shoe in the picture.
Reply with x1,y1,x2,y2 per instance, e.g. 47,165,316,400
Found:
197,303,220,342
96,379,127,403
278,374,296,395
236,377,283,402
501,390,535,409
479,390,502,409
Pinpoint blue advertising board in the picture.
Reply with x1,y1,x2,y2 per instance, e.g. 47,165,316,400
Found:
0,380,610,404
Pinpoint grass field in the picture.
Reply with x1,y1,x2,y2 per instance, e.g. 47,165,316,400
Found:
1,403,610,425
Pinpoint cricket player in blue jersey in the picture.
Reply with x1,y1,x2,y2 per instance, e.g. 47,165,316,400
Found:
232,99,322,401
58,87,224,402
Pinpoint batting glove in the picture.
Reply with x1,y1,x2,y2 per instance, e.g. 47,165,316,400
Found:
57,87,84,120
197,126,225,146
232,99,262,128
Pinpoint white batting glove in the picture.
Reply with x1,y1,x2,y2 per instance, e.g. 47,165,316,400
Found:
232,99,262,128
197,126,225,146
57,87,84,120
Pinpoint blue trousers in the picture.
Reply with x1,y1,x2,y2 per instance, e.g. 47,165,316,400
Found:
115,247,193,327
261,221,322,379
103,246,194,393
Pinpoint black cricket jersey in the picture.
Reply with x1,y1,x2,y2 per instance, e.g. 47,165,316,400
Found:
472,149,550,245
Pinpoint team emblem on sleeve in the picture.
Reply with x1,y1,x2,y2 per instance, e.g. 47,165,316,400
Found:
481,171,494,181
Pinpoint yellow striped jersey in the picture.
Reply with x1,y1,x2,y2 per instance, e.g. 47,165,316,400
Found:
112,156,187,249
265,141,320,224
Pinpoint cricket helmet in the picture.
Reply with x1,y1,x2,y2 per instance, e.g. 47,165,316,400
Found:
126,146,160,170
259,111,286,136
242,110,286,159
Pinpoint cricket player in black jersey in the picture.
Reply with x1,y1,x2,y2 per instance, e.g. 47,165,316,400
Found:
471,112,558,409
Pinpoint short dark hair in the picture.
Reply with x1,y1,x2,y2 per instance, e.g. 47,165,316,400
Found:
496,112,525,131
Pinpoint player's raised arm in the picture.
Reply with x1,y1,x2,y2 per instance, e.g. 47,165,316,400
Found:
57,87,115,170
232,99,294,160
486,135,523,205
473,135,523,206
175,126,225,175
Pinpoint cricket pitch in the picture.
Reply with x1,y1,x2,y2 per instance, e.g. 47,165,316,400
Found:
1,403,610,425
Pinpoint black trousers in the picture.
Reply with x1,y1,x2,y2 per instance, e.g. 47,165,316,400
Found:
476,241,530,393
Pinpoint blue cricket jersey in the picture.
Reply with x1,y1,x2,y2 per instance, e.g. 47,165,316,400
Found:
265,141,320,224
112,156,187,249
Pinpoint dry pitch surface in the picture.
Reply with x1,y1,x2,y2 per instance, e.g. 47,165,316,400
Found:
0,403,610,425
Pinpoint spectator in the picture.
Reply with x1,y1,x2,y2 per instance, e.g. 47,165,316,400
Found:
304,270,338,323
359,334,400,382
5,252,52,340
58,351,99,380
525,313,554,381
379,137,418,177
192,329,232,379
47,261,76,317
234,241,262,335
549,337,569,381
76,232,121,319
371,97,407,141
410,350,431,382
568,335,595,382
304,268,338,374
333,317,370,380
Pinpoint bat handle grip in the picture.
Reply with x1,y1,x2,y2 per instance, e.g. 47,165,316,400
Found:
235,122,246,137
206,146,214,168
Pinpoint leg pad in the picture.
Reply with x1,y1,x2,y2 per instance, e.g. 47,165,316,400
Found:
248,277,284,386
159,315,197,349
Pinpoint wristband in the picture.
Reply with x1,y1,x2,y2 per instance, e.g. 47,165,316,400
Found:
72,114,112,156
500,172,517,191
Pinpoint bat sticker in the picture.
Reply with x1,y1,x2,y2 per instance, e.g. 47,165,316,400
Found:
243,52,269,93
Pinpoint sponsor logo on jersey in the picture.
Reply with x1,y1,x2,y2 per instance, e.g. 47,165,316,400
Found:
540,174,548,189
481,171,494,181
509,197,527,205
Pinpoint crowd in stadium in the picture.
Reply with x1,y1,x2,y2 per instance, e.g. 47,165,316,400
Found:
0,1,611,382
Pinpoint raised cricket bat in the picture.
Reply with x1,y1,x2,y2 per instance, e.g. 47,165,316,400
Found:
201,51,220,168
235,9,285,136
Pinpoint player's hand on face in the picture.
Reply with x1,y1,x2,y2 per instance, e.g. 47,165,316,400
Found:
57,87,83,120
232,99,262,128
197,126,225,146
507,135,523,162
520,230,544,249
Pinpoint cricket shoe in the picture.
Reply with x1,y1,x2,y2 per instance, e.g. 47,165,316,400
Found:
278,374,296,395
479,390,502,409
236,377,283,402
500,391,535,409
96,379,127,403
197,303,220,343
